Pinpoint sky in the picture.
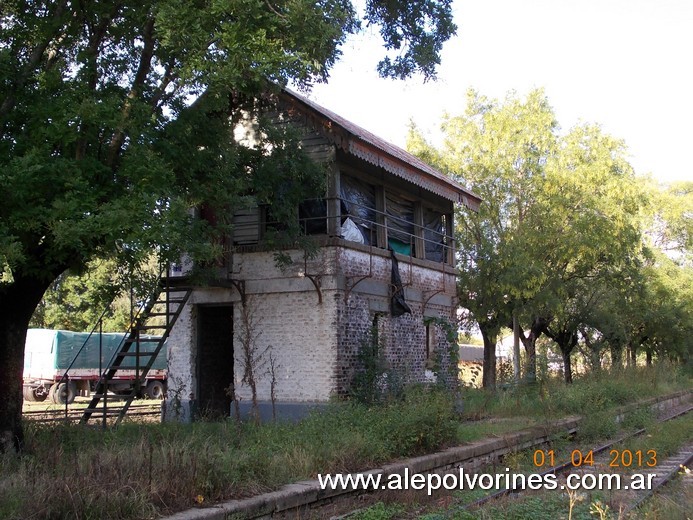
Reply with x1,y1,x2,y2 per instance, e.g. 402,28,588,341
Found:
304,0,692,184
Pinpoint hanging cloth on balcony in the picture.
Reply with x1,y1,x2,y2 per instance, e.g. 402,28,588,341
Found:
390,249,411,317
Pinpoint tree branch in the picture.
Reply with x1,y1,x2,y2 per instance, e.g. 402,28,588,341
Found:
76,4,120,160
0,0,70,122
106,17,156,169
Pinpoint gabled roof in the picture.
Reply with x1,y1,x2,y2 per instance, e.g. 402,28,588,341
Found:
279,89,481,211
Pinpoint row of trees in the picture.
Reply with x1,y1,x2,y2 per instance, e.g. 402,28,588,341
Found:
409,89,692,387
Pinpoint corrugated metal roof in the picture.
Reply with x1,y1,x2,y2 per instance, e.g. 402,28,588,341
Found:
280,89,481,210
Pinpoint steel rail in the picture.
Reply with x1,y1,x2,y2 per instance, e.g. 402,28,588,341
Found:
460,405,692,512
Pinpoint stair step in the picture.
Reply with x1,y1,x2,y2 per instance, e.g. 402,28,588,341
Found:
79,283,189,425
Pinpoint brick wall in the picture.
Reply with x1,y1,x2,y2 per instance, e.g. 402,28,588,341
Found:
232,291,338,403
165,242,458,421
334,245,458,396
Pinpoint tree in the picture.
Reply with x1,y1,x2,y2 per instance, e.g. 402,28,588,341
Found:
408,91,649,386
648,181,692,264
534,123,647,380
628,181,692,363
0,0,457,452
30,256,159,332
408,88,558,387
625,249,693,364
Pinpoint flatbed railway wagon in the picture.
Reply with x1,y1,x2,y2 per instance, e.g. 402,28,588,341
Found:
23,329,167,404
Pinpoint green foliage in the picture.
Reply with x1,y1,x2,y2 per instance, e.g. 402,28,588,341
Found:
576,410,619,442
351,326,390,404
0,0,457,289
0,390,457,518
349,502,406,520
407,88,691,385
468,494,599,520
0,0,457,448
620,414,693,465
350,325,447,405
30,256,159,332
458,363,691,421
367,0,456,80
649,180,693,263
633,478,691,520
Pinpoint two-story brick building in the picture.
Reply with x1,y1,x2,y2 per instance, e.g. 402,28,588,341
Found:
163,89,481,421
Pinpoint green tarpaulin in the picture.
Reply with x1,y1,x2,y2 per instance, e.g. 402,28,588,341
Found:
26,329,167,371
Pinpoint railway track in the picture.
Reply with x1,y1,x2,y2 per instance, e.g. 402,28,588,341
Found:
455,404,692,519
157,393,691,520
22,400,162,423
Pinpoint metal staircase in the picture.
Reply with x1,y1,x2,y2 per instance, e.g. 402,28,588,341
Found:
80,278,192,426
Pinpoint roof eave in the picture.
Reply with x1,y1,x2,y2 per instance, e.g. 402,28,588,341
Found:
279,89,482,211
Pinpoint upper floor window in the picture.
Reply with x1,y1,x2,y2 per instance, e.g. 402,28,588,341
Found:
231,172,453,265
340,174,377,245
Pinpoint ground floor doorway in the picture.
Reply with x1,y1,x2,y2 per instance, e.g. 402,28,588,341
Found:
196,304,234,418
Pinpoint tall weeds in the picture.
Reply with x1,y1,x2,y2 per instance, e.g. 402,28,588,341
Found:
1,363,688,519
1,389,455,519
461,361,690,420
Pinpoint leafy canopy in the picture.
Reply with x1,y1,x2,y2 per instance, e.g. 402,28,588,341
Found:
0,0,457,286
407,88,689,382
0,0,457,452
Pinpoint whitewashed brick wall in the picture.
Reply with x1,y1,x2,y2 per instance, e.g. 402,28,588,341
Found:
233,291,337,402
165,243,458,421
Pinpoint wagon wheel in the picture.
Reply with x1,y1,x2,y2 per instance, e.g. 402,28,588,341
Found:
145,380,165,400
51,381,77,405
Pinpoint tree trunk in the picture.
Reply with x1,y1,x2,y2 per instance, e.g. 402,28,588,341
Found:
579,327,601,372
523,338,536,382
0,275,54,452
512,313,521,382
519,317,547,383
561,347,573,384
481,328,497,389
610,345,622,370
546,327,577,385
629,344,637,367
646,349,652,366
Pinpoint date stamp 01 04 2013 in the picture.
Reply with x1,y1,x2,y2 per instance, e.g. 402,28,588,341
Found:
533,449,658,469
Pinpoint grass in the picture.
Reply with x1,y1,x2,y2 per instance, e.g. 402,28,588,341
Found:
618,414,693,462
459,361,690,422
1,388,457,519
397,398,692,519
1,363,690,519
449,415,693,520
347,502,407,520
632,477,691,519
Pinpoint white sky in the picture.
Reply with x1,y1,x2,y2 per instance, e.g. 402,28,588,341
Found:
305,0,693,184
